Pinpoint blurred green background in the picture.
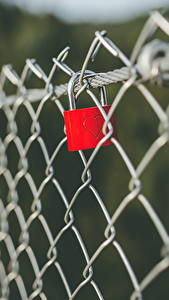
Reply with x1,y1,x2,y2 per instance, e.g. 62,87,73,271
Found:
0,2,169,300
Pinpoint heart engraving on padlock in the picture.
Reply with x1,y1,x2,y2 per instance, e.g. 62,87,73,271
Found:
82,114,103,138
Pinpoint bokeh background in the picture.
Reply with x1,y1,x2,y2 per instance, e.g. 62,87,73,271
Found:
1,0,169,299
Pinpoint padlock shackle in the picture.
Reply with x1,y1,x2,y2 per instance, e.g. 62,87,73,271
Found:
67,70,108,110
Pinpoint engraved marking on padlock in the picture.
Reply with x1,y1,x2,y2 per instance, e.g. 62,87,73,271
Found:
82,114,103,138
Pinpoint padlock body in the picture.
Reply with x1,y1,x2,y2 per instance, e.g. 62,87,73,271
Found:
64,105,117,151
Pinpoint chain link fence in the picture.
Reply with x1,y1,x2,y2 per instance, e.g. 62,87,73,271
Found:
1,10,169,300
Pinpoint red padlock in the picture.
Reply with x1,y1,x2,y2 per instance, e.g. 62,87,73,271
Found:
64,71,117,151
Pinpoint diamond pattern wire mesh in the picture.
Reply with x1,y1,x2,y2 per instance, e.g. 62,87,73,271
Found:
1,11,169,300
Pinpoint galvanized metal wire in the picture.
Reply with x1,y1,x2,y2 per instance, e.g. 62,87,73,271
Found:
1,10,169,300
